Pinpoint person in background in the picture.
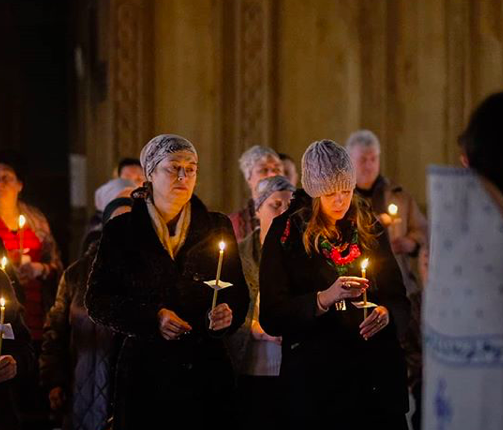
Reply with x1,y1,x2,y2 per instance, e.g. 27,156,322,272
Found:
81,178,135,253
86,134,249,430
346,130,428,296
40,188,133,430
422,92,503,430
116,158,145,188
458,91,503,193
260,140,410,428
0,150,63,345
229,146,284,242
278,153,299,187
228,175,295,429
0,151,63,429
0,260,36,430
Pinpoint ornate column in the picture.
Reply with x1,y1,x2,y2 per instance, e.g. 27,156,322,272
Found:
109,0,153,160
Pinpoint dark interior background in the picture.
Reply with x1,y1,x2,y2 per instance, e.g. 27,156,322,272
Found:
0,0,71,265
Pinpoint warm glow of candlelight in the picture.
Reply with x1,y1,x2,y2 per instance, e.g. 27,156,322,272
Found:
388,204,398,217
0,257,7,271
219,241,226,252
0,296,5,355
361,258,369,272
19,215,26,229
361,258,369,319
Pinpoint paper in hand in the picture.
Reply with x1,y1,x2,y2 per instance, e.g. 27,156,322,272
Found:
351,301,377,309
204,280,233,291
0,323,15,340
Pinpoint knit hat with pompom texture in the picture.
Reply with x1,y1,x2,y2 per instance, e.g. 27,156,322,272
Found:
301,139,356,197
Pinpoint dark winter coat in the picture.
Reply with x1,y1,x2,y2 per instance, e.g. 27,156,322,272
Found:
0,252,35,430
259,190,410,427
86,195,249,430
40,242,119,430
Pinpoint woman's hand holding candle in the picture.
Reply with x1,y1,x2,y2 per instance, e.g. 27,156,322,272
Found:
359,306,389,340
317,276,369,312
209,303,233,331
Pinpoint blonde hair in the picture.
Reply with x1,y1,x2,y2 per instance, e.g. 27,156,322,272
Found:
302,194,377,255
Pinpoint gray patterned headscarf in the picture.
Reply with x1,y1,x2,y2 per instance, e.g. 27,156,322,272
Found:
140,134,198,180
254,175,296,211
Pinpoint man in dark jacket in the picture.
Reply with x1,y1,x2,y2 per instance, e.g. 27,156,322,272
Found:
346,130,428,296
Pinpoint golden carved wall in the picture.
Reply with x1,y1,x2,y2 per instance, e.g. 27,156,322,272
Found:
80,0,503,215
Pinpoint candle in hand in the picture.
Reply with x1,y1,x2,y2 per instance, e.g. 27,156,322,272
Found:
0,256,7,272
388,204,398,217
361,258,369,320
211,241,226,313
0,297,5,356
18,215,26,261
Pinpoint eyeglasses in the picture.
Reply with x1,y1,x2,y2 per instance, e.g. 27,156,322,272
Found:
162,164,198,178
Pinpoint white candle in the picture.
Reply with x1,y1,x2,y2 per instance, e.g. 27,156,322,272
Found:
388,204,398,217
361,258,369,320
18,215,26,260
387,204,399,238
0,297,5,356
211,241,226,312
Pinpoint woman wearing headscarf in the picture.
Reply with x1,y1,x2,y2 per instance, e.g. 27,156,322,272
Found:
260,140,410,429
86,134,249,430
228,175,295,429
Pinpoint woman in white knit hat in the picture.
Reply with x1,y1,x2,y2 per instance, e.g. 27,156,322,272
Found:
259,139,410,429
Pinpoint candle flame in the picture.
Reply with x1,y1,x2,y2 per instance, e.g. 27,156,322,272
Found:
19,215,26,229
388,204,398,216
0,297,5,308
0,256,7,271
361,258,369,270
219,241,226,251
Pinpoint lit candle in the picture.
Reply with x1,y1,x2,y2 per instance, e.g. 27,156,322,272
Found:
0,297,5,356
18,215,26,261
211,241,226,313
361,258,369,320
388,204,398,218
0,256,7,272
387,204,398,238
0,256,13,294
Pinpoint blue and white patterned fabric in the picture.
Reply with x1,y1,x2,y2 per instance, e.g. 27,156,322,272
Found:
423,166,503,430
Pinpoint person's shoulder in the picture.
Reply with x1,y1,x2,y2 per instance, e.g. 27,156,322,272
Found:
65,244,98,287
382,176,414,198
207,210,234,231
239,229,258,253
102,209,132,235
19,201,50,226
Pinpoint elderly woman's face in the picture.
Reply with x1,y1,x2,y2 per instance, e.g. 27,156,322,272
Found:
320,189,354,223
256,190,293,235
0,164,22,201
151,152,197,203
248,155,284,197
